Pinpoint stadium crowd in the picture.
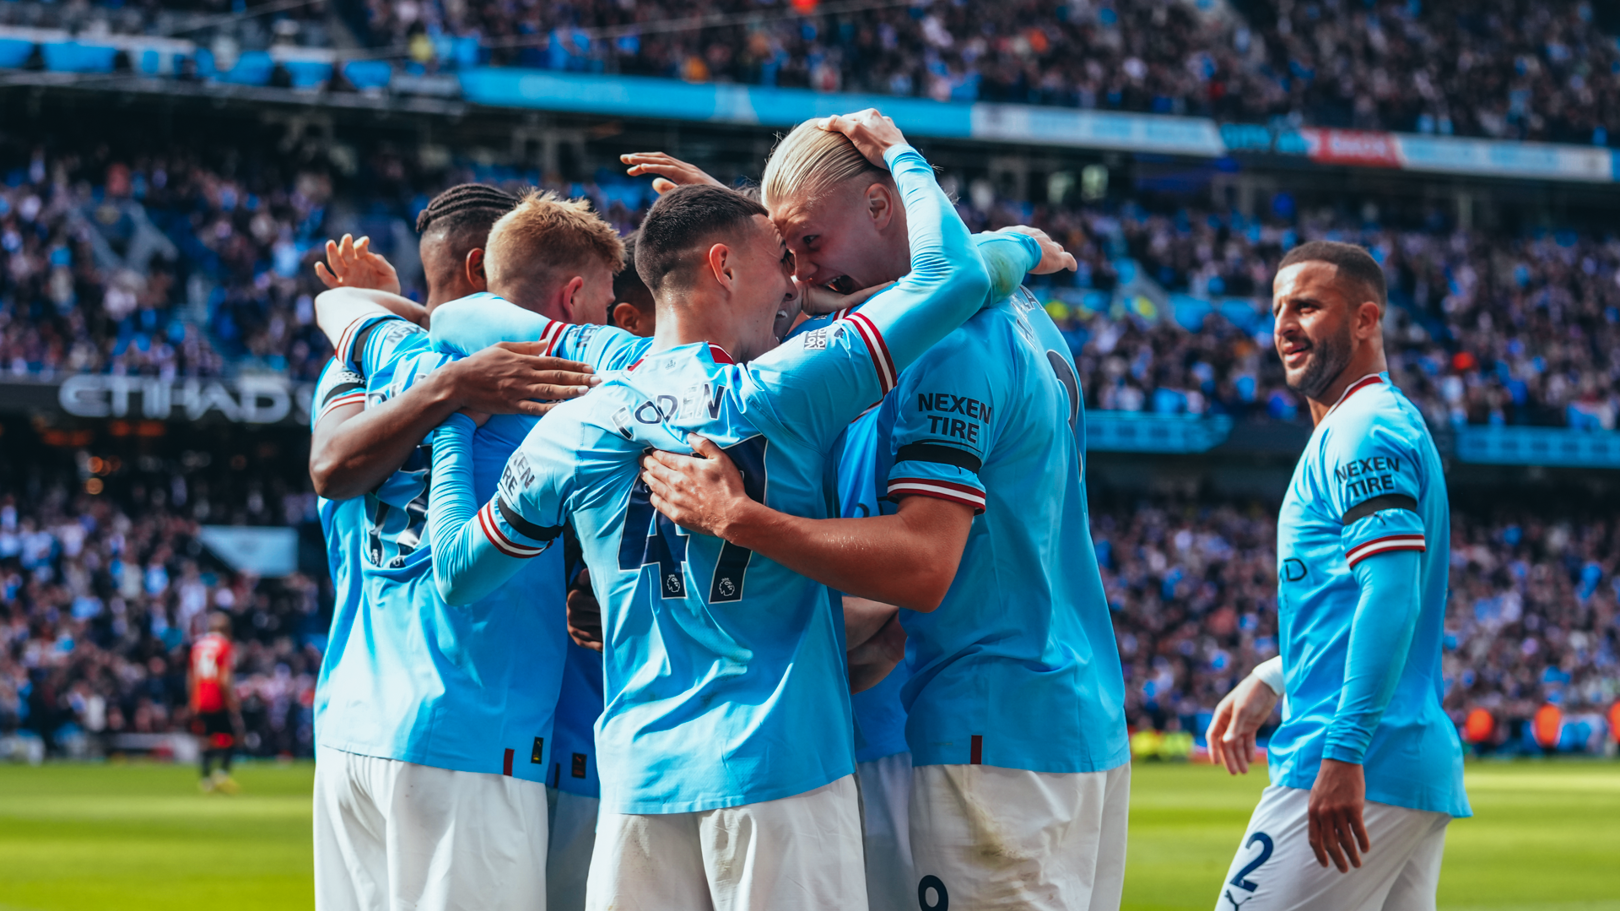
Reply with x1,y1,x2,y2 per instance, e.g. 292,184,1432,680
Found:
13,0,1620,143
0,438,326,760
356,0,1620,143
5,132,1620,429
2,444,1614,758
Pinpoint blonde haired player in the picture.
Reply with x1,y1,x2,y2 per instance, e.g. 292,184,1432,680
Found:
630,115,1127,911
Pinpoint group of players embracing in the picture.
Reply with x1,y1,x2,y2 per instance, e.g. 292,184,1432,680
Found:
304,110,1470,911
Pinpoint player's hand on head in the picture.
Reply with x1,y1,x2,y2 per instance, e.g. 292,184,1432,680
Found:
820,109,905,166
566,569,605,653
1207,670,1279,775
453,343,600,417
314,233,404,297
995,225,1078,275
621,152,725,195
640,435,750,539
1307,759,1370,873
799,280,895,316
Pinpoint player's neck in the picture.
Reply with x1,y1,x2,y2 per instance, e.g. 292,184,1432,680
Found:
1307,349,1388,425
650,292,741,359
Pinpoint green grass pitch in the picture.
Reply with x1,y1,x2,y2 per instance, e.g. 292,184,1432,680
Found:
0,760,1614,910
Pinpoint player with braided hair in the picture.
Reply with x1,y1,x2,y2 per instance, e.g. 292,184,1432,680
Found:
414,183,522,308
308,183,602,911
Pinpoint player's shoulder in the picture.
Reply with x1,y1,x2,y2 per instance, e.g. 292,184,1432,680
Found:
1318,375,1429,459
1328,376,1424,434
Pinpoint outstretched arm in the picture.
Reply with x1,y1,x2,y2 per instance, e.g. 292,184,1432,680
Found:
310,344,596,499
746,112,1016,449
426,415,563,606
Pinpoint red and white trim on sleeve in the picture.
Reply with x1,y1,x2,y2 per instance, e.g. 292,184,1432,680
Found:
843,311,897,394
887,477,986,513
475,501,547,559
335,318,369,370
1345,534,1426,568
538,320,567,356
316,390,367,424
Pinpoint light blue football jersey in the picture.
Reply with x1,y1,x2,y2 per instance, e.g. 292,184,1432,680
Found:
425,293,652,801
834,409,912,764
310,359,367,736
425,142,1028,813
550,533,604,798
316,308,568,782
549,639,604,796
870,287,1130,773
1269,372,1469,818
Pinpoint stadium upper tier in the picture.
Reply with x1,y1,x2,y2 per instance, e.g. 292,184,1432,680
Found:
6,0,1620,150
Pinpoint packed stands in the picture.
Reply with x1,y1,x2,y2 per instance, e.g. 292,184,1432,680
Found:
9,1,1620,146
5,123,1618,428
0,426,325,760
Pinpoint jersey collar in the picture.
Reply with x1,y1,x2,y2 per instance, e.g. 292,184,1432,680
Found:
1325,372,1386,417
628,342,735,372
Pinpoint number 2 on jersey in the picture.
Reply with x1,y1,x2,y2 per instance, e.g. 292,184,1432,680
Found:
617,437,769,603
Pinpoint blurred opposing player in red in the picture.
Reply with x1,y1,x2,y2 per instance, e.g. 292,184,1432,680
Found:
189,611,240,793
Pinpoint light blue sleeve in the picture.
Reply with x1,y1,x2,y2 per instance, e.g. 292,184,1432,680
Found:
431,293,649,371
745,144,1014,448
1323,548,1423,764
337,315,428,380
429,294,555,355
973,230,1042,303
427,414,562,606
788,230,1038,339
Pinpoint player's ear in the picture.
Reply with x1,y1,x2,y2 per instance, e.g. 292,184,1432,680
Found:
866,182,895,231
611,302,648,337
557,275,584,322
1355,300,1382,341
465,248,488,291
707,242,733,290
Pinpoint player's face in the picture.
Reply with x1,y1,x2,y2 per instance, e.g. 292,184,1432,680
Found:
1272,261,1355,399
772,180,900,293
728,214,800,359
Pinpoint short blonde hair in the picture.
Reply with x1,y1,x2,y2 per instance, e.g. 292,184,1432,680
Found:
484,190,624,299
761,119,890,212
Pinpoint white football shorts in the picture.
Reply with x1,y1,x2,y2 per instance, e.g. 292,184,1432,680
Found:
856,751,915,911
312,745,549,911
910,761,1131,911
1212,784,1449,911
585,774,867,911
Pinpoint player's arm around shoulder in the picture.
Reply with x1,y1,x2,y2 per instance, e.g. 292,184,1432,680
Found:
427,412,571,606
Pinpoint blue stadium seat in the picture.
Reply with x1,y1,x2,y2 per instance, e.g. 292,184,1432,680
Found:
343,59,392,90
283,59,333,88
218,50,273,85
41,41,118,73
0,38,34,69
